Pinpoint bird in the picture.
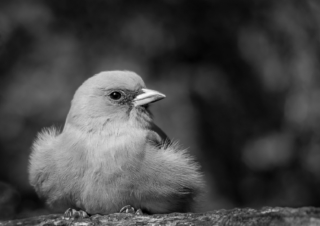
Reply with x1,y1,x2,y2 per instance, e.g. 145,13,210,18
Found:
29,71,204,217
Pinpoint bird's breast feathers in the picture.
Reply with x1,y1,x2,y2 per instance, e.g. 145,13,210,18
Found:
63,123,149,167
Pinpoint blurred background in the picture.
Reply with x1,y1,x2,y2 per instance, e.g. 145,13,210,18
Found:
1,0,320,220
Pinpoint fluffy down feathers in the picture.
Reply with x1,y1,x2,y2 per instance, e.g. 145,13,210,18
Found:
29,71,204,214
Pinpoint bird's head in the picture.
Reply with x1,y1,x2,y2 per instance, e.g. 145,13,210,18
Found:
65,71,165,131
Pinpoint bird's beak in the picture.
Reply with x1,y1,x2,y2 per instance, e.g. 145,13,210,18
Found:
133,88,166,107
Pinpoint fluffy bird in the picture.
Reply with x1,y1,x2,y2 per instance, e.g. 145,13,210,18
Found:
29,71,204,216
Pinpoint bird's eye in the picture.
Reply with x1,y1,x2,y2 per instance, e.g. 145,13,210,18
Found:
109,91,122,100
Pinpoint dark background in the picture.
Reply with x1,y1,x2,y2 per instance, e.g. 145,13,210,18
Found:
1,0,320,220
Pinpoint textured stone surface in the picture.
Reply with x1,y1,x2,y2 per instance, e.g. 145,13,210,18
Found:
1,207,320,226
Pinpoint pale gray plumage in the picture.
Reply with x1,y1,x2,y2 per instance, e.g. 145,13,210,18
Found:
29,71,204,215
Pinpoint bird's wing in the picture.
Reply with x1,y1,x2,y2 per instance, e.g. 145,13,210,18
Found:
146,122,171,149
133,141,204,213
